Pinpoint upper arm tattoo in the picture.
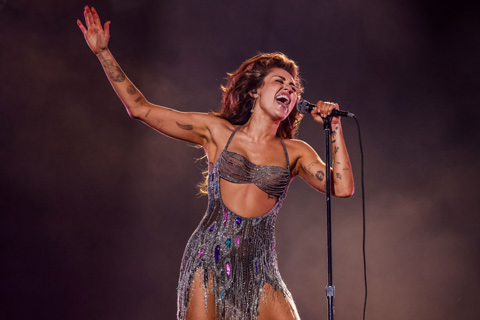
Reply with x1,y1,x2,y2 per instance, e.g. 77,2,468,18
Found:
302,160,320,176
176,122,193,130
315,170,325,181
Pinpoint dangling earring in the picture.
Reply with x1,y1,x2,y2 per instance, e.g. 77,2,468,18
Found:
250,89,258,113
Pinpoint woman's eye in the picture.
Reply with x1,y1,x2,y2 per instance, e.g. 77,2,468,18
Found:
275,80,283,84
291,87,297,92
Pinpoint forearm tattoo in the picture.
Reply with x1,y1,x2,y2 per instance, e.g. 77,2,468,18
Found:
336,173,342,180
126,85,137,95
334,146,339,153
176,122,193,130
135,96,143,103
102,60,126,82
331,127,337,139
145,109,151,118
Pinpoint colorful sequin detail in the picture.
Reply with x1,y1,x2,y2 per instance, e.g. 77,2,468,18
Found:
176,126,291,320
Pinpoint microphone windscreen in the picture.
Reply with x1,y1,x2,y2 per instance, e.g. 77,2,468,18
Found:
296,100,312,114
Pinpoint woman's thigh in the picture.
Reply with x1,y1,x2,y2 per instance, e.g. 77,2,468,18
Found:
257,284,301,320
184,271,300,320
185,269,216,320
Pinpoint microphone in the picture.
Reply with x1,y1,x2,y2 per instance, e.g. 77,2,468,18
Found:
297,99,354,118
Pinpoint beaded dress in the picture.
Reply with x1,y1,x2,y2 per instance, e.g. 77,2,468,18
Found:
177,126,292,320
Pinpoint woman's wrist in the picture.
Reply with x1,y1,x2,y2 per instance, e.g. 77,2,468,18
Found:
95,48,110,60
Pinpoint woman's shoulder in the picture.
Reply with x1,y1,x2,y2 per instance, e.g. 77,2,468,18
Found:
283,138,315,154
206,114,237,136
282,139,321,176
202,115,240,155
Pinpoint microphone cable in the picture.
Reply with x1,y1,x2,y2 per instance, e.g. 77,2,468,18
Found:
352,115,367,320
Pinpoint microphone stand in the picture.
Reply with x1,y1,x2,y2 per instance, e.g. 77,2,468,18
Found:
322,116,335,320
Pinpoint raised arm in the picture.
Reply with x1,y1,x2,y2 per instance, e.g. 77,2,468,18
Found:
293,101,354,197
77,6,214,146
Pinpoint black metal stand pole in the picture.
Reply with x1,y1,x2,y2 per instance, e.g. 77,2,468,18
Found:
323,116,335,320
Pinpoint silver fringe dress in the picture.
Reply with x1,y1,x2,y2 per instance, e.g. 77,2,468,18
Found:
177,126,292,319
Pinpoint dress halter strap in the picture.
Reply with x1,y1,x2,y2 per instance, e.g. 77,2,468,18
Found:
279,138,290,171
224,125,243,151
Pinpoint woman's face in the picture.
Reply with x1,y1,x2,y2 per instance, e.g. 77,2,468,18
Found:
256,68,299,121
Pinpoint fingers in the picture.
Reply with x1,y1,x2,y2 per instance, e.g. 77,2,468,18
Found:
82,6,108,33
77,20,87,35
104,21,111,37
309,101,341,125
310,107,324,124
315,101,339,118
83,6,91,28
91,7,102,26
84,6,99,29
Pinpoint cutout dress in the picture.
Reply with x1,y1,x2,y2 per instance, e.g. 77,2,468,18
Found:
177,126,294,319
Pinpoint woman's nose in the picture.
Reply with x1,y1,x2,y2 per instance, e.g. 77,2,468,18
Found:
283,85,294,94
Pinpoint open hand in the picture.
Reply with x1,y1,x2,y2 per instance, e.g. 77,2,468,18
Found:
77,6,111,55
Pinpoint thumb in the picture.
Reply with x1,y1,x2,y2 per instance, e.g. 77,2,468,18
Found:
104,21,111,36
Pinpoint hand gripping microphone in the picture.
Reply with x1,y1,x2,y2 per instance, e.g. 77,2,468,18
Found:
296,99,355,118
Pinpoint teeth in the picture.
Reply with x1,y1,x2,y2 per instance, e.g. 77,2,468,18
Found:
276,94,290,105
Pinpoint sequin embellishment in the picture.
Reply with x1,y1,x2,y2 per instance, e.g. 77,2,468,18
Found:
226,262,231,276
215,245,220,263
176,126,292,320
226,238,231,248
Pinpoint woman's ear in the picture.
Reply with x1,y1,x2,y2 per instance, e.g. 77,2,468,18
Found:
249,89,258,98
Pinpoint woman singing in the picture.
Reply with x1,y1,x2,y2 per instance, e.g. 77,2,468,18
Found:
78,6,354,320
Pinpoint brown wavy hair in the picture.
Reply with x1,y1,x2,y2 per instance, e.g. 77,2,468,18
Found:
215,52,304,139
198,52,304,195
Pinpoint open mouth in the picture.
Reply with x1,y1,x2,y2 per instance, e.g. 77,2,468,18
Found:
275,94,290,110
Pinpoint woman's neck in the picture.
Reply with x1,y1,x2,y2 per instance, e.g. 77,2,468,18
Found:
241,113,280,143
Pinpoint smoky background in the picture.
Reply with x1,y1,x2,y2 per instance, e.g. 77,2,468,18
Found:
1,0,479,319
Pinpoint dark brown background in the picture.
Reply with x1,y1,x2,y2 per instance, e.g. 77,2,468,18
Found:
1,0,479,319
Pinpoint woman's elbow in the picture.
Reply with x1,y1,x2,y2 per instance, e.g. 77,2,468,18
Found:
335,185,355,198
126,103,145,119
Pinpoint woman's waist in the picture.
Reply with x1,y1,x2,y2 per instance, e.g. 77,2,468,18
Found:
218,185,281,219
198,203,277,238
187,232,278,265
